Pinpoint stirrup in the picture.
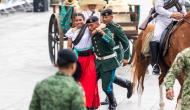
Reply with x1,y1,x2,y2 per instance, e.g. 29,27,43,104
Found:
152,64,160,75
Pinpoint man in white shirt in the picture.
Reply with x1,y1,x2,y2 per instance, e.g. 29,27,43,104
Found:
79,0,106,21
150,0,187,75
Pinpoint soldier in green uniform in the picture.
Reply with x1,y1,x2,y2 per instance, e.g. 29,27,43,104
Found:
165,47,190,110
87,16,119,110
101,9,133,99
29,49,86,110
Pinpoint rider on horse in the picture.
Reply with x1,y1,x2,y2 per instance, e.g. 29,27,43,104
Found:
151,0,187,75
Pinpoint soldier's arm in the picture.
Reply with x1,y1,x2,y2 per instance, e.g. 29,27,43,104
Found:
181,0,187,14
155,0,172,18
165,53,185,90
101,29,115,48
71,86,86,110
115,27,130,60
29,84,41,110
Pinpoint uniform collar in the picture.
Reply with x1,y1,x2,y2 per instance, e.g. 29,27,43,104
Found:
56,71,70,76
107,21,114,27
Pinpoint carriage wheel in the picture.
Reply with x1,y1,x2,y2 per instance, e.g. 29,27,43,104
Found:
48,14,64,64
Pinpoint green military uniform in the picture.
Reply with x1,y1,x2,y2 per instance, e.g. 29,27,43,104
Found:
87,16,118,110
92,28,120,93
165,47,190,110
29,72,86,110
100,9,133,100
107,21,130,62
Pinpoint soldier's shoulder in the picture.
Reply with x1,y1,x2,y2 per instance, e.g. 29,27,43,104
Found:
34,75,57,89
111,22,122,29
181,48,190,59
38,75,75,88
179,48,190,56
175,48,190,63
102,27,111,32
182,47,190,53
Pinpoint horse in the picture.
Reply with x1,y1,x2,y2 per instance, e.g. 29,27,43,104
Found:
132,12,190,109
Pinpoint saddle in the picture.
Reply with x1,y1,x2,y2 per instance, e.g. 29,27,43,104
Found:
141,21,179,57
160,21,178,56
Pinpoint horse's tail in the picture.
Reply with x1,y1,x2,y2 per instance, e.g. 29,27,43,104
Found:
132,31,145,92
132,24,154,92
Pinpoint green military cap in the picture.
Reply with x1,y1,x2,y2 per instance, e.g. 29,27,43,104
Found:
101,8,113,16
86,16,99,23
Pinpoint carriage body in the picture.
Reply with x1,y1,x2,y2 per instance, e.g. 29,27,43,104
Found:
106,0,140,39
48,1,140,64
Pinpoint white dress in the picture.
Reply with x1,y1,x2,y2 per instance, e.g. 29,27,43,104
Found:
65,27,92,51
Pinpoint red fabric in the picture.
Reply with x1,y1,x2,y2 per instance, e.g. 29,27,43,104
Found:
78,54,100,108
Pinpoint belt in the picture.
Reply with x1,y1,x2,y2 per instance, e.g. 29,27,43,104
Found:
96,52,117,60
78,49,94,56
113,45,120,50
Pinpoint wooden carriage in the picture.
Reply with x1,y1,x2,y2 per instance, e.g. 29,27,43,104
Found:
48,0,140,64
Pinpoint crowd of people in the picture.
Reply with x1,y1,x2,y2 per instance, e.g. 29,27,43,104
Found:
28,0,190,110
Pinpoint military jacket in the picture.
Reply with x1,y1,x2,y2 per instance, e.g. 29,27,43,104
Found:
91,28,120,72
165,48,190,110
29,72,86,110
107,22,130,62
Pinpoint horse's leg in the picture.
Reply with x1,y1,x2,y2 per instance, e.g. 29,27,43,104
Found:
176,96,181,110
136,59,149,108
159,83,165,110
175,85,182,110
137,77,143,109
158,74,166,109
175,74,184,110
158,62,169,109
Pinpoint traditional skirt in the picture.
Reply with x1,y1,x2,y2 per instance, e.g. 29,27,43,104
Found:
77,49,100,108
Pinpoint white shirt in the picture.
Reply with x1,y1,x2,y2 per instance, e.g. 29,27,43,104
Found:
65,28,92,50
155,0,187,23
82,10,101,22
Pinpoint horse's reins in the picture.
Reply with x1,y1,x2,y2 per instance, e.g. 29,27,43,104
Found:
183,18,190,24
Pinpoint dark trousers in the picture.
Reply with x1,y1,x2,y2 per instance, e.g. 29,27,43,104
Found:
97,69,116,93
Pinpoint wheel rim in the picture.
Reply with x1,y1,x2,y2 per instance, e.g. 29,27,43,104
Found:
48,14,60,64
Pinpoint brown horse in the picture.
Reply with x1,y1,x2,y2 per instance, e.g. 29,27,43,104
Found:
132,12,190,109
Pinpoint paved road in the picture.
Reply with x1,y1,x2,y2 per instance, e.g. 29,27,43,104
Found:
0,12,180,110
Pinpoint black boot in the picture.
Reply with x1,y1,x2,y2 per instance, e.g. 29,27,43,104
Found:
106,92,117,110
114,76,133,98
100,97,109,105
150,41,160,75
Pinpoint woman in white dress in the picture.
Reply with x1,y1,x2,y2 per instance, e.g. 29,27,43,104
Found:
65,13,100,110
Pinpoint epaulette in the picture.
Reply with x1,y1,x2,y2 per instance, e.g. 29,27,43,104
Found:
102,27,108,31
112,22,121,28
